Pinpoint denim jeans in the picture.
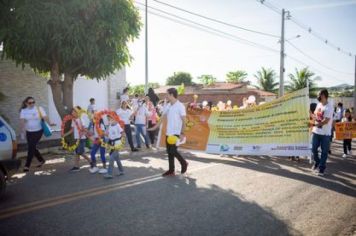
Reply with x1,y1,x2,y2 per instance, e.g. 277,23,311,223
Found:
107,151,124,175
90,142,106,167
124,124,135,150
312,133,331,173
135,124,150,148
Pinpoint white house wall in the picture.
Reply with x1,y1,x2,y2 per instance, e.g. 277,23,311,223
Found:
49,70,126,131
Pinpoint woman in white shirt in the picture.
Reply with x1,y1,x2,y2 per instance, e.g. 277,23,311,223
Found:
116,101,138,152
19,97,49,172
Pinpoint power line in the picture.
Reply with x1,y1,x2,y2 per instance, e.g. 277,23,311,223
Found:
286,54,351,84
152,0,280,38
286,40,354,75
257,0,355,57
136,7,247,43
135,2,280,53
135,2,351,85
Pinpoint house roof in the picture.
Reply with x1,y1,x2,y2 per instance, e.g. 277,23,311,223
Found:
154,85,197,94
154,82,247,94
248,89,276,97
200,82,245,91
154,83,276,97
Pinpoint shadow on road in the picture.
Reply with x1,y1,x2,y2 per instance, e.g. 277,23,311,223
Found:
185,148,356,198
0,163,301,236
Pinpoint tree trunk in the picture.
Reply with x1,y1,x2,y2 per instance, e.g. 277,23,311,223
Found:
48,61,67,119
62,73,74,113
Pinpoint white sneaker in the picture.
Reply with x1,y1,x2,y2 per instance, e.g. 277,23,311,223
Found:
99,168,108,174
89,167,99,174
349,150,353,156
342,154,347,158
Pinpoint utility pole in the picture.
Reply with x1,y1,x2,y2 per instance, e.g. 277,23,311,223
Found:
354,55,356,118
279,9,286,98
145,0,148,94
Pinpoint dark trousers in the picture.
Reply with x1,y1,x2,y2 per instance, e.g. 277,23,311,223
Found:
124,124,135,150
343,139,352,154
166,135,186,171
25,130,45,168
148,121,156,145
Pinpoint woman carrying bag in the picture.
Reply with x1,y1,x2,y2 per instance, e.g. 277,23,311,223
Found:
20,96,52,172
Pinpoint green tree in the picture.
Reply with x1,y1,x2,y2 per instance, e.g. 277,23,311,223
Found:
226,70,248,83
129,85,145,96
254,67,278,93
128,83,160,96
0,0,140,118
166,72,193,85
286,67,321,96
198,74,217,86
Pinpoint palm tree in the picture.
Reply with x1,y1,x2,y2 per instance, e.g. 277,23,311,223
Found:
286,67,321,96
254,67,278,93
226,70,248,83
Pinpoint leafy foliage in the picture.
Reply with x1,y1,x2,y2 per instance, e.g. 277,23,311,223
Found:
166,72,193,85
254,67,278,93
226,70,248,83
286,67,321,96
128,83,160,96
0,0,141,118
0,0,141,79
198,74,217,86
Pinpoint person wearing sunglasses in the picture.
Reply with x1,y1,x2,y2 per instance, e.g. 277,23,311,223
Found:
19,96,49,172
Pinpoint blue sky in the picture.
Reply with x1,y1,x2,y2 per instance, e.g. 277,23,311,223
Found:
126,0,356,87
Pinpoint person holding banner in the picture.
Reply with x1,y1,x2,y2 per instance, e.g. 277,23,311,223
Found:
342,109,353,158
310,89,333,176
148,88,188,177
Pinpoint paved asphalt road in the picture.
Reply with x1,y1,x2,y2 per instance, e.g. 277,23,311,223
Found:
0,141,355,236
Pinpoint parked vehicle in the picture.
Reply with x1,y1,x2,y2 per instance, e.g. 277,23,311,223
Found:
0,115,21,197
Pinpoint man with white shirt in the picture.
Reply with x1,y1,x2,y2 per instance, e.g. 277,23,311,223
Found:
310,89,333,176
148,88,188,176
116,101,138,152
133,99,151,149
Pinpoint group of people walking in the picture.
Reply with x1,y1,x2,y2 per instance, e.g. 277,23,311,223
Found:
19,87,189,178
19,86,353,179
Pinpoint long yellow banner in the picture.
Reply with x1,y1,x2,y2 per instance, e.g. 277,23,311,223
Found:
159,88,310,156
